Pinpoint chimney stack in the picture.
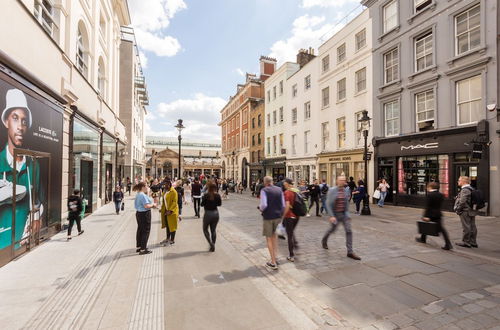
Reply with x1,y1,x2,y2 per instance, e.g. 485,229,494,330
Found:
259,56,277,81
296,47,316,68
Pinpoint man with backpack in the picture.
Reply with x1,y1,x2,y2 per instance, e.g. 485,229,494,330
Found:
454,176,481,248
319,179,329,215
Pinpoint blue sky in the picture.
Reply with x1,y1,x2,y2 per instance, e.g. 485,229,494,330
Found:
128,0,363,143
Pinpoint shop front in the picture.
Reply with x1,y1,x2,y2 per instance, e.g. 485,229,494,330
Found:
0,69,63,267
318,149,366,187
263,157,286,182
374,124,490,213
249,161,264,185
101,133,116,204
286,158,316,183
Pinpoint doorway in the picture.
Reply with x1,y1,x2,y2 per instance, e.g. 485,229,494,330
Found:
105,163,113,203
378,165,394,203
80,160,93,214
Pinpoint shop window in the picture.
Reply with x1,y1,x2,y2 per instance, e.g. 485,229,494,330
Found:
398,155,448,197
331,163,349,181
455,5,480,56
319,164,327,182
416,89,434,131
457,75,481,125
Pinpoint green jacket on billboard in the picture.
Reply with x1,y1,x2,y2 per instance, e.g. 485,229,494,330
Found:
0,146,42,250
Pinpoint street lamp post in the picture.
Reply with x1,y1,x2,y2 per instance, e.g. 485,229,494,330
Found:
175,119,185,179
359,110,371,216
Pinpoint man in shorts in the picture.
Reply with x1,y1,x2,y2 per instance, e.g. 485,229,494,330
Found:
258,176,285,270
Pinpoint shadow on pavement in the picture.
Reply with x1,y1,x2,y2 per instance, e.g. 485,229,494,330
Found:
203,266,266,283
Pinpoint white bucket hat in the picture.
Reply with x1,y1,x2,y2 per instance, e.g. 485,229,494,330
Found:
2,89,32,128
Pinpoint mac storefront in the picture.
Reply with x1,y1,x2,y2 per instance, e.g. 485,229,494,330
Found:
373,124,489,213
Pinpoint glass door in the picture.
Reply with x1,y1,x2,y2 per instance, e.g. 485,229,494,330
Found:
456,165,478,189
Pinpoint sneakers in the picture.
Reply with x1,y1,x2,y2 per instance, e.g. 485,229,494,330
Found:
0,174,27,206
455,242,471,248
287,256,295,262
347,253,361,260
136,247,141,252
67,236,72,240
139,249,152,255
78,230,84,236
265,262,278,270
415,237,426,244
169,241,175,245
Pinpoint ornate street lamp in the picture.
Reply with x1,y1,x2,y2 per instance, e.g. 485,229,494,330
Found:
358,110,371,216
175,119,185,179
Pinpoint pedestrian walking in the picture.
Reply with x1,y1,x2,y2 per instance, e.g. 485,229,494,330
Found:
133,182,156,254
283,178,300,262
175,180,185,221
298,180,310,217
255,179,264,198
347,177,356,202
308,179,321,216
454,176,478,248
377,178,390,207
113,185,124,215
67,189,84,240
222,180,229,199
160,180,179,245
150,178,161,204
322,175,361,260
191,178,202,218
352,180,366,214
201,182,221,252
415,182,452,250
258,176,285,270
319,179,329,214
126,177,132,195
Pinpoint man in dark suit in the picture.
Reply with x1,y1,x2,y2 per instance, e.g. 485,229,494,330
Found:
416,182,452,250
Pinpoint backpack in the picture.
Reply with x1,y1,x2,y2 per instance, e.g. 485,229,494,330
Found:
320,184,329,195
291,191,307,217
465,187,486,210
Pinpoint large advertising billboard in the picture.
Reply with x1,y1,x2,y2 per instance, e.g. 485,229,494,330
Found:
0,73,63,252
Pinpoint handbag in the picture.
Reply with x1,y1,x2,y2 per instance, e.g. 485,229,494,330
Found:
373,189,381,199
121,202,125,211
417,220,439,236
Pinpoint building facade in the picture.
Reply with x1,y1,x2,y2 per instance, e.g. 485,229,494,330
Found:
285,49,319,183
0,0,133,265
219,56,275,184
263,62,300,181
248,100,265,184
119,26,148,182
363,0,499,215
316,10,374,190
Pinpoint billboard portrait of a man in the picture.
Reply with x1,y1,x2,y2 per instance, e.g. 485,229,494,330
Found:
0,88,44,250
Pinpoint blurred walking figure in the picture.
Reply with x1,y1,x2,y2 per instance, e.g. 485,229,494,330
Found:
258,176,285,270
322,176,361,260
67,189,84,240
377,178,390,207
160,180,179,245
133,182,156,254
347,177,356,202
126,177,132,195
319,179,329,214
201,182,221,252
283,178,300,262
150,179,161,204
113,185,124,215
308,179,321,217
352,180,366,214
191,178,202,218
454,176,478,248
416,182,452,250
221,180,229,199
175,180,185,221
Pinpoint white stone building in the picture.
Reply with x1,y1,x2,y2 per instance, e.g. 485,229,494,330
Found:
263,62,299,180
316,9,374,190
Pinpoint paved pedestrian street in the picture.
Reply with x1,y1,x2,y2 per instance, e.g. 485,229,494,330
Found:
1,192,499,330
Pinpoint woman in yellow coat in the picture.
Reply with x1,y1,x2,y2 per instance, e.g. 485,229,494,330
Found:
160,180,179,245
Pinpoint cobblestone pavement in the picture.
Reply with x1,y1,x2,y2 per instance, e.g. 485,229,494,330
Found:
216,192,500,329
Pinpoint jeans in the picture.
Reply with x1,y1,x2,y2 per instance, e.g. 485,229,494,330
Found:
135,210,151,250
322,213,353,253
193,197,201,216
166,221,176,241
68,215,82,236
309,197,320,215
378,191,387,206
459,213,477,245
355,199,362,213
114,201,121,214
283,217,299,257
203,209,219,247
320,195,327,214
420,217,451,247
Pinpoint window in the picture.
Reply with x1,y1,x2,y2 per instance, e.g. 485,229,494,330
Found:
97,58,106,98
398,155,449,197
321,122,329,151
236,133,240,148
304,131,310,154
322,55,330,72
337,78,346,101
304,75,311,90
355,68,366,93
267,137,271,154
291,134,297,155
337,117,346,148
273,136,277,154
415,90,435,129
243,130,248,147
337,43,346,63
252,118,255,129
279,134,284,154
252,135,255,146
258,133,261,144
304,102,311,119
383,0,398,33
273,110,277,124
414,0,432,13
279,81,284,95
322,87,330,108
292,84,298,97
292,108,297,123
267,114,270,126
457,75,481,125
355,111,364,146
258,114,262,127
355,29,366,51
455,5,480,55
384,100,400,136
415,32,433,71
279,107,283,123
273,86,277,100
384,48,399,84
76,25,88,77
267,90,271,102
34,0,55,36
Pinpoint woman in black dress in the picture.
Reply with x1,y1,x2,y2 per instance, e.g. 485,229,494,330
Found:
201,182,222,252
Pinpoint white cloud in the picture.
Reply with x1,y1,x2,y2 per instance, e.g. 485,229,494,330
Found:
147,93,226,142
138,51,148,68
134,29,181,57
234,68,245,76
301,0,359,8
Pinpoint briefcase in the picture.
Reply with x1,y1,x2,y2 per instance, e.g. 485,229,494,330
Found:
417,220,440,236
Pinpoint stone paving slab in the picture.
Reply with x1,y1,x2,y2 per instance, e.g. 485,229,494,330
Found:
314,264,395,289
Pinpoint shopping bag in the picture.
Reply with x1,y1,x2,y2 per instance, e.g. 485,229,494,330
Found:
121,202,125,211
373,189,381,199
417,220,439,236
276,223,286,240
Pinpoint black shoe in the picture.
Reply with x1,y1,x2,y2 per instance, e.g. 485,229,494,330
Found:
442,245,452,250
78,230,84,236
322,240,328,249
139,249,152,255
415,237,426,244
347,253,361,260
209,245,215,252
265,262,278,270
278,235,286,240
136,248,141,253
455,242,472,248
471,244,478,248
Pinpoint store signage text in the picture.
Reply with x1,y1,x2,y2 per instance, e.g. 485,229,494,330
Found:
328,156,352,161
400,142,438,151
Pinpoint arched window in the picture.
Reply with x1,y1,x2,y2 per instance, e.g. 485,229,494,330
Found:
97,57,106,98
76,23,89,77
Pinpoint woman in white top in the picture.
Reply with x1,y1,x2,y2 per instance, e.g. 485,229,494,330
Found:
377,179,390,207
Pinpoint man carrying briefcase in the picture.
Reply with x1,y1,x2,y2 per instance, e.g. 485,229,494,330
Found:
416,182,452,250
